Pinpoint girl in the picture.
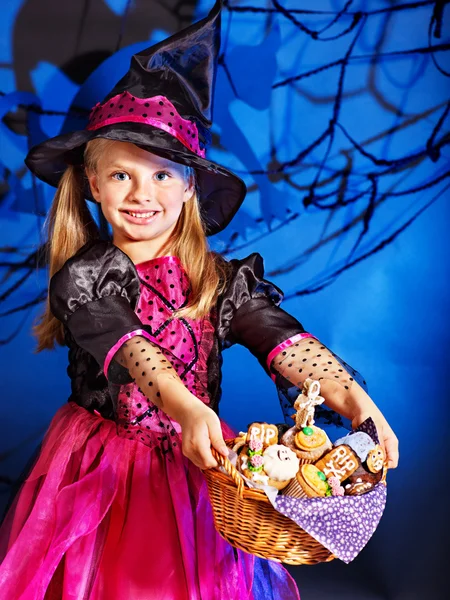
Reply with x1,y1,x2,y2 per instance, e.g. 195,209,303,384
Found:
0,1,398,598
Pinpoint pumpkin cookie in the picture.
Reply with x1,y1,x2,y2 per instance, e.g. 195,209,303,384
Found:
365,444,385,473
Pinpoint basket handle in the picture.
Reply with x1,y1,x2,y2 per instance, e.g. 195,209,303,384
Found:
210,443,245,498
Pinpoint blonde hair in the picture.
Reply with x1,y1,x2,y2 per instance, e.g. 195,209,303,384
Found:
34,138,231,351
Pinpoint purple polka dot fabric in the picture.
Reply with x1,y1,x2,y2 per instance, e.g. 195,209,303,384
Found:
273,417,387,563
274,483,386,563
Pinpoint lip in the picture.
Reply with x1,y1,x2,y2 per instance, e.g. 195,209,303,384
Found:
121,209,160,225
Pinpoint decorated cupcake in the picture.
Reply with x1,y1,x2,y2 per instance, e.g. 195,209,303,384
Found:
281,379,331,463
281,425,332,464
282,464,330,498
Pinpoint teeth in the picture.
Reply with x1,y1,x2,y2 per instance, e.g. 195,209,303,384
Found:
128,211,157,218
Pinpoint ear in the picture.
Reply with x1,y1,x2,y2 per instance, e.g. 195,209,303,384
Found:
183,172,195,203
85,168,101,203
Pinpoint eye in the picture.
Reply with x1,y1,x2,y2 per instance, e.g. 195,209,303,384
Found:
155,171,171,182
112,172,130,181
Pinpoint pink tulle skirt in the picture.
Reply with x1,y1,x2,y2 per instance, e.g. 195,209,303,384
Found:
0,402,300,599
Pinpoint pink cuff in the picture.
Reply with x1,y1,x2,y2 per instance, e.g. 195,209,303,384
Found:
103,328,157,378
266,333,317,382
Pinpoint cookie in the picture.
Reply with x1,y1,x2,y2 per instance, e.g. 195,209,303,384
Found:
343,465,382,496
294,426,328,450
262,444,300,488
238,447,268,484
334,431,375,462
365,444,385,473
314,444,360,482
281,425,331,464
344,478,374,496
238,444,298,490
246,422,279,447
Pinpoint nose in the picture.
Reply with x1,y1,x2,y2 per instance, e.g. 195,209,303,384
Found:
130,175,153,203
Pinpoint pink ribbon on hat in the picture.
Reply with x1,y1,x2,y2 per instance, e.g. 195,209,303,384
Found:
86,91,206,158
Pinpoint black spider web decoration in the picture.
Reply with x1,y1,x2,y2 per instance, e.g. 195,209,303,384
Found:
0,0,449,344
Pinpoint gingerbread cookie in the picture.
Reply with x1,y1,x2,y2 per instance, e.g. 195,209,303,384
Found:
314,444,359,482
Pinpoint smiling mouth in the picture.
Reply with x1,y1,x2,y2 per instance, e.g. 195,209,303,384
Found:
124,210,159,219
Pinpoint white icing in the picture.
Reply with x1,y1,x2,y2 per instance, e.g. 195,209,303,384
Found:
262,444,300,481
251,472,270,485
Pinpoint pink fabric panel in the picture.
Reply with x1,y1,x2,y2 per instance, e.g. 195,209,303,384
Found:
134,256,213,404
87,92,206,158
266,332,317,381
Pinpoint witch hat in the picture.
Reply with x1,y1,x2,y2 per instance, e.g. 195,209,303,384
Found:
25,0,246,236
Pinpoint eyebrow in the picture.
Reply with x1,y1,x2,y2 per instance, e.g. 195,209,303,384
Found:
104,161,183,172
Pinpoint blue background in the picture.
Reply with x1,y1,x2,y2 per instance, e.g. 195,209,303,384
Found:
1,1,449,598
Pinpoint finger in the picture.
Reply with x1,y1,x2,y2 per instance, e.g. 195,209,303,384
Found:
193,434,219,470
208,420,229,457
384,435,399,469
183,444,216,470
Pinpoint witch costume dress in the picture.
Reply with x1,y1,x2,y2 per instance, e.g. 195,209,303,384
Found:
0,238,312,599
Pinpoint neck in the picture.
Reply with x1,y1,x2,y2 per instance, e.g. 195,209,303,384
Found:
113,234,174,264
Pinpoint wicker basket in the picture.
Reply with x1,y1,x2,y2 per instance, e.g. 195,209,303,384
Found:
203,440,335,565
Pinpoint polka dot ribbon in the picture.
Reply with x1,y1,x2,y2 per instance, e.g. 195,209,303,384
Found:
87,91,206,158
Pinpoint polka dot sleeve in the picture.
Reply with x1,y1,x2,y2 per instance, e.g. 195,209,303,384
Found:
111,335,188,445
268,336,358,393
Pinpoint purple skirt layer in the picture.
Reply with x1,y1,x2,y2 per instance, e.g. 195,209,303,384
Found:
0,402,300,600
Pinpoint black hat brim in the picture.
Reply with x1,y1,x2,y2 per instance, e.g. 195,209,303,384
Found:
25,122,246,237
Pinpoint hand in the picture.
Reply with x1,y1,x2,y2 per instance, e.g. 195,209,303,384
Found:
177,403,229,470
351,409,399,469
347,384,399,469
319,378,399,469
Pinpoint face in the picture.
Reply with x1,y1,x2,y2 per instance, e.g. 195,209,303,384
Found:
86,141,193,257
